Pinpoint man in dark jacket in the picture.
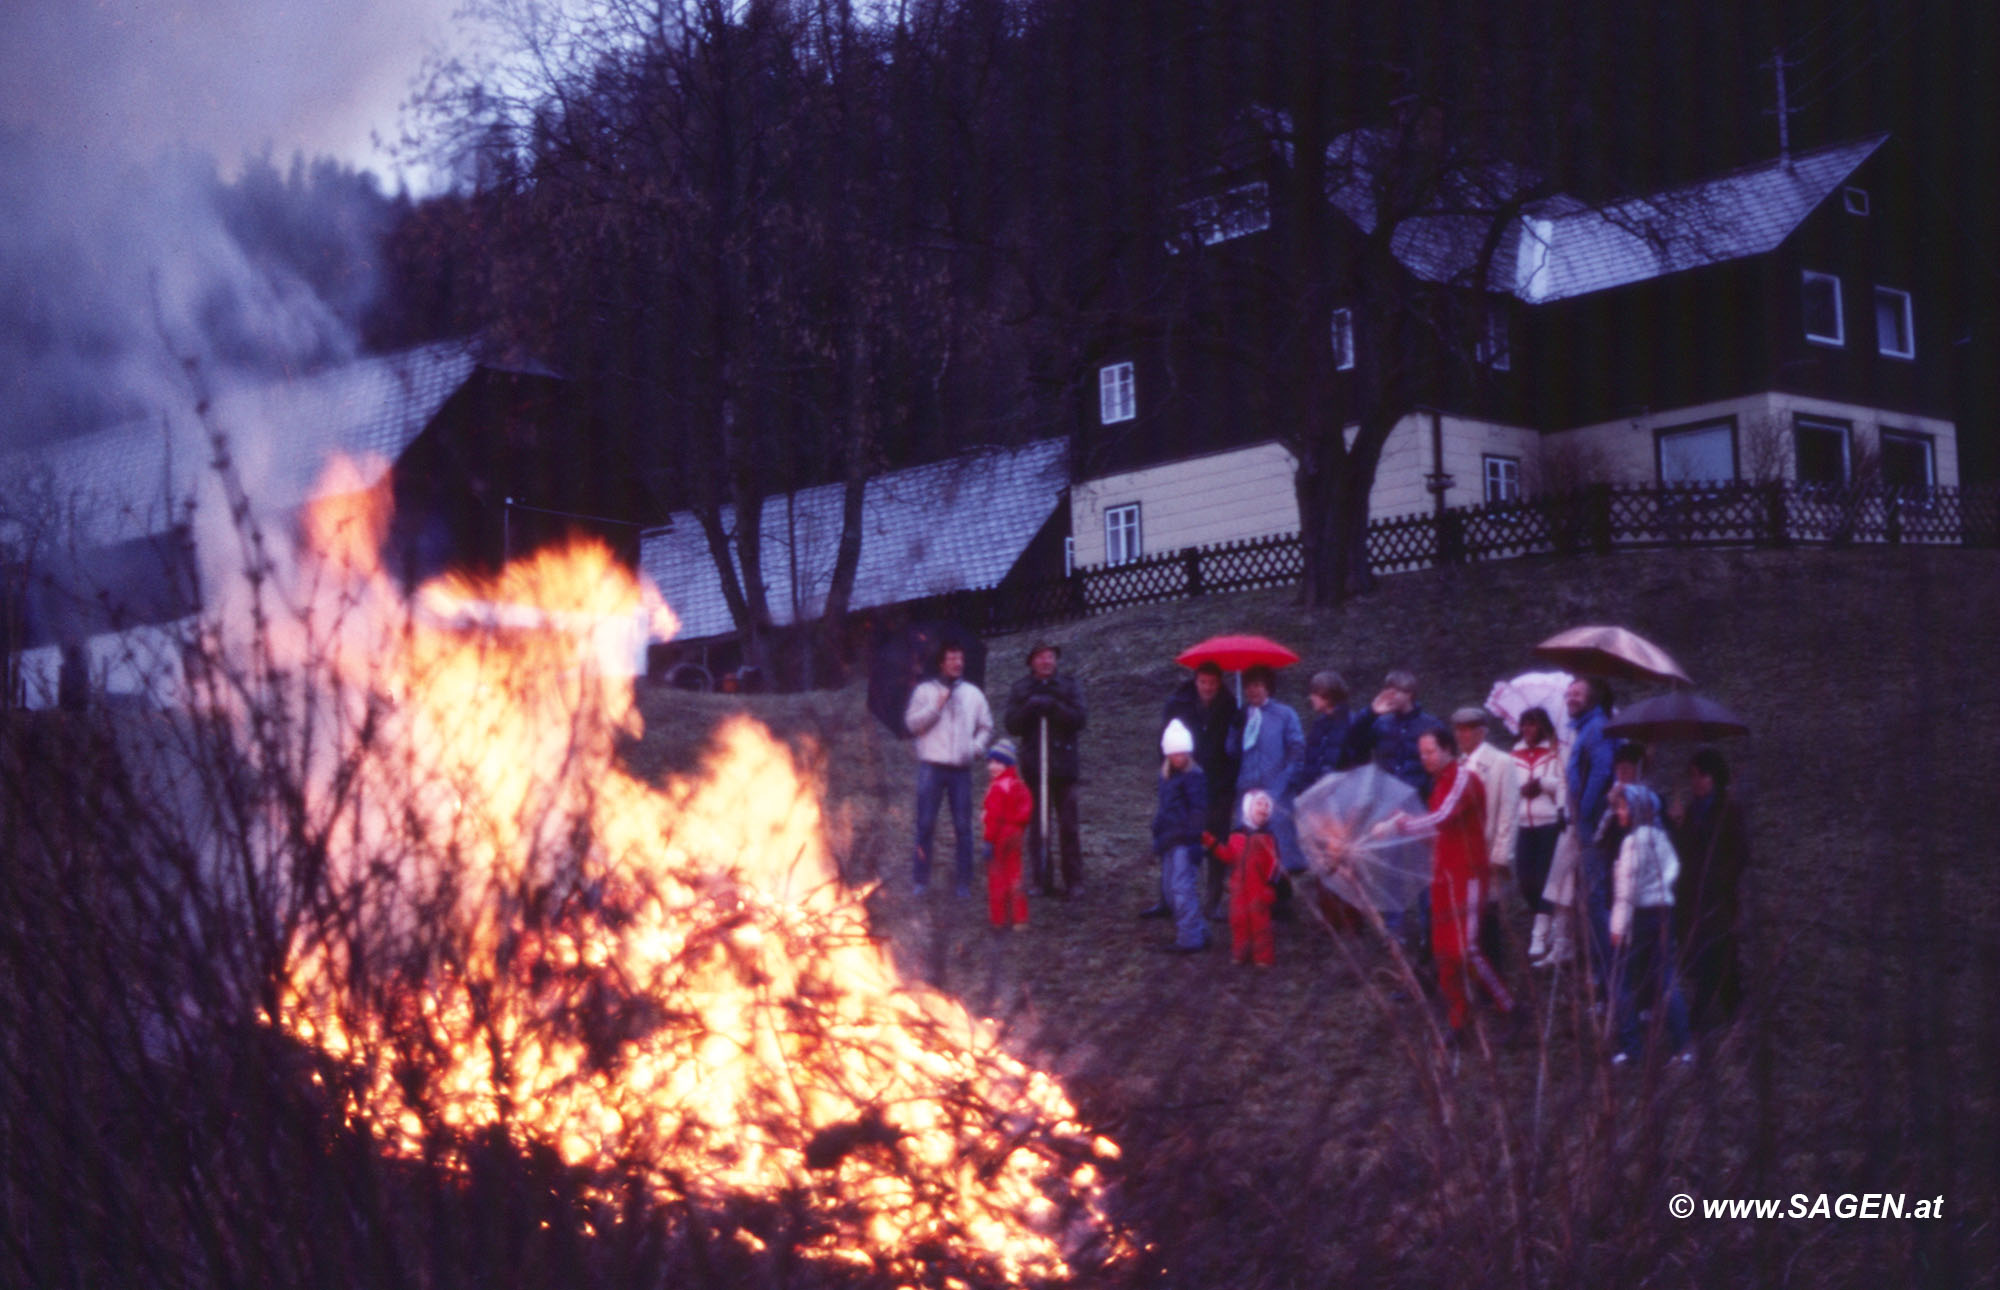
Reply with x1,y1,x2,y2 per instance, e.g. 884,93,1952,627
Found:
1349,669,1448,796
1668,747,1749,1028
1153,660,1238,916
1005,641,1088,896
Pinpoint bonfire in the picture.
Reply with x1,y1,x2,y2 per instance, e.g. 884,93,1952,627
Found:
247,461,1124,1286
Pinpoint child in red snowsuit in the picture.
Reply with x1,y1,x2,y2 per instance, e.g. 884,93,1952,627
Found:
1207,790,1281,966
1391,732,1517,1030
981,739,1033,928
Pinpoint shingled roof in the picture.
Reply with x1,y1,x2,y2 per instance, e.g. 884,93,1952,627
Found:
13,342,476,549
640,439,1068,641
1228,117,1890,304
1512,134,1889,302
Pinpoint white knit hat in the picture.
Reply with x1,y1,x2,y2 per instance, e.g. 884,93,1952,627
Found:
1160,718,1195,756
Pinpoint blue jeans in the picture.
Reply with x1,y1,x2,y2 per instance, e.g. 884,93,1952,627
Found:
1615,907,1691,1057
913,762,973,888
1162,843,1208,948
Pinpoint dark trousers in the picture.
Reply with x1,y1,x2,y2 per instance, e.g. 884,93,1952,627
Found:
1515,823,1561,915
1026,777,1082,892
1580,836,1615,993
1615,907,1691,1057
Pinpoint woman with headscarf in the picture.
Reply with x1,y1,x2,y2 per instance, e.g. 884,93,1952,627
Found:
1669,748,1750,1027
1609,783,1691,1064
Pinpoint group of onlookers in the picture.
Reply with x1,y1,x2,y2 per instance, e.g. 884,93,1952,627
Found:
901,641,1748,1065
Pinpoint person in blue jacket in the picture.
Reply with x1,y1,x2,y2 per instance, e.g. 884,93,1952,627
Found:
1349,669,1449,797
1564,675,1618,992
1227,665,1306,881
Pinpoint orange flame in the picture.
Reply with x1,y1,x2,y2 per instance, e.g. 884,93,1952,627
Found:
268,459,1121,1284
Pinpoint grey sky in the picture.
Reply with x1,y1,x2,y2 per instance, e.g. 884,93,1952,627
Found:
0,0,459,181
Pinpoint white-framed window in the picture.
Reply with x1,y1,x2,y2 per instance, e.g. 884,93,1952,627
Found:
1098,361,1135,424
1330,307,1355,371
1062,535,1075,577
1843,186,1870,216
1874,286,1915,359
1478,302,1511,370
1482,454,1521,503
1802,270,1844,346
1879,430,1935,492
1794,415,1852,486
1656,420,1737,485
1104,503,1142,566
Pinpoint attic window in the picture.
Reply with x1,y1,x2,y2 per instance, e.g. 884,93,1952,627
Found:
1843,186,1870,216
1098,362,1135,424
1477,303,1511,370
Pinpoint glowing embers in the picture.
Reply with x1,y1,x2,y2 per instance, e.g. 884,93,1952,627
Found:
273,459,1122,1284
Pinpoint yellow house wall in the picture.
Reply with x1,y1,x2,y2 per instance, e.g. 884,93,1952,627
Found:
1539,392,1959,488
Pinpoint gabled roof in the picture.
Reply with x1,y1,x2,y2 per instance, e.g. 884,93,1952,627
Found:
11,342,477,549
1513,134,1889,302
640,439,1068,641
1215,115,1891,304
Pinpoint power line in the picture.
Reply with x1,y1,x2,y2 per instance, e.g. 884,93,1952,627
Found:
1787,11,1918,115
1785,4,1919,102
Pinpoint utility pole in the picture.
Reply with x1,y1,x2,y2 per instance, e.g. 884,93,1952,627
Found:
1761,47,1799,164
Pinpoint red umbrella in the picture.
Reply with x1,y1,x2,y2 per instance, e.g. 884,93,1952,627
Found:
1532,625,1691,687
1176,634,1300,672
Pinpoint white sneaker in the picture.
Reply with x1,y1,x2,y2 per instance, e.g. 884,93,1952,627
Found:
1527,914,1550,963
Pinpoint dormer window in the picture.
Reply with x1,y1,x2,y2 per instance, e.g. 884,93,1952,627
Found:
1802,270,1844,347
1170,181,1270,252
1098,362,1136,424
1843,186,1870,216
1874,286,1915,359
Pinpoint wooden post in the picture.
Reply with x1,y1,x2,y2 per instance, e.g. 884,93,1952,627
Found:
1591,484,1615,555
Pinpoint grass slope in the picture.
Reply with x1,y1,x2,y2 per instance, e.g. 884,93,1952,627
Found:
631,546,2000,1289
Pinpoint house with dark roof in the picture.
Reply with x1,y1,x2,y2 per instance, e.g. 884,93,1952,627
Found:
639,438,1069,660
1069,133,1961,567
2,343,664,709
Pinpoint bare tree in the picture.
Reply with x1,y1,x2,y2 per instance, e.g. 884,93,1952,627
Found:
408,0,1002,683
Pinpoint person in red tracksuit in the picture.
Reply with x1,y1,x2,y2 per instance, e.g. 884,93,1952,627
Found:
1389,730,1517,1031
1207,790,1281,967
981,739,1034,929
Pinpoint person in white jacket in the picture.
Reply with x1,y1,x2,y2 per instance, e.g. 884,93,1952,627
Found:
903,644,993,895
1509,706,1567,963
1609,784,1692,1064
1453,706,1519,968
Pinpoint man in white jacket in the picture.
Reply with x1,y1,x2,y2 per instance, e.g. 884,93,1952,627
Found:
1453,707,1519,966
903,644,993,895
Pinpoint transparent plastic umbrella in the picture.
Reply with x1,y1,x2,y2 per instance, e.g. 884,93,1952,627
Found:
1292,766,1435,914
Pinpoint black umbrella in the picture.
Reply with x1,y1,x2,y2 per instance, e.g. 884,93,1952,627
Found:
1604,691,1750,742
866,620,987,737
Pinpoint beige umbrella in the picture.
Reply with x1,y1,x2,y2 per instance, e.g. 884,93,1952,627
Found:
1532,625,1691,687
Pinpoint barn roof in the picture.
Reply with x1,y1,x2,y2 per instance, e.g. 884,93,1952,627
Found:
640,439,1068,641
10,342,476,549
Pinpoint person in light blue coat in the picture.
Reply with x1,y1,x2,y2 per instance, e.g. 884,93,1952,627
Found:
1226,665,1306,876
